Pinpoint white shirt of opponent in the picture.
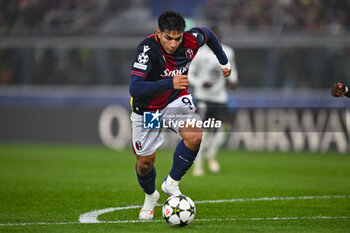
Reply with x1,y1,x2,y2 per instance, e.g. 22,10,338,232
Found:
188,44,238,103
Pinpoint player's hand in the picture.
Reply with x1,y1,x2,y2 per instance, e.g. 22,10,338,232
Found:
331,82,345,97
173,75,189,90
220,63,232,78
221,68,231,77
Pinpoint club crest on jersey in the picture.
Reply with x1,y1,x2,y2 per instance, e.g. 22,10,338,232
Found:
185,49,194,59
135,140,142,151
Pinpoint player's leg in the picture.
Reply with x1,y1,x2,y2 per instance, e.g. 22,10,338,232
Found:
162,125,202,195
161,94,202,195
131,112,163,219
136,152,156,192
206,129,226,173
192,130,210,176
206,103,230,173
136,152,160,220
192,100,207,176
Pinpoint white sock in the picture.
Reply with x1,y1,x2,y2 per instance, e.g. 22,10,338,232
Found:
146,190,158,198
194,131,210,168
206,131,227,160
167,175,179,185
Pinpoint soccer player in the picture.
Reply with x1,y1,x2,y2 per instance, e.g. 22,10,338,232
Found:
331,82,350,98
188,26,238,176
129,11,232,220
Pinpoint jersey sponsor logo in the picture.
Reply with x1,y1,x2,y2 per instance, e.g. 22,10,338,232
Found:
133,62,147,70
185,49,194,59
160,62,191,78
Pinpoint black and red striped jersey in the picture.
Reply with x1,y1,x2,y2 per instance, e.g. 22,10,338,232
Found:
129,27,228,114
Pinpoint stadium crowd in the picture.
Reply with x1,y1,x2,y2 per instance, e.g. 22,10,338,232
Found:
205,0,350,33
0,0,129,36
0,0,350,87
1,0,349,35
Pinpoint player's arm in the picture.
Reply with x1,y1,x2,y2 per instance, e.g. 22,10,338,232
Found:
129,74,173,97
331,82,350,98
190,27,231,77
129,43,174,97
130,72,187,97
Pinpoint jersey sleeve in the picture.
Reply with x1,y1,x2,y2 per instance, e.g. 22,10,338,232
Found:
189,27,228,65
187,28,206,47
130,42,153,78
129,41,173,97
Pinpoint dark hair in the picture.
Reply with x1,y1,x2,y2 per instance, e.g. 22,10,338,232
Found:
158,11,186,32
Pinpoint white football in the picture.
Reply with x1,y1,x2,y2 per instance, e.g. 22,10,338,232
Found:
162,195,196,227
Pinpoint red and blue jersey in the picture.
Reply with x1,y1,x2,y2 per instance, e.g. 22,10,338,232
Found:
129,27,228,114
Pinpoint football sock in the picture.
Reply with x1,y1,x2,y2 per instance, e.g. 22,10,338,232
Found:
136,165,156,195
169,140,199,181
207,131,226,159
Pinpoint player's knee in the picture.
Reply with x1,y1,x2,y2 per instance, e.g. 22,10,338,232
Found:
193,133,202,147
186,132,202,150
137,160,154,175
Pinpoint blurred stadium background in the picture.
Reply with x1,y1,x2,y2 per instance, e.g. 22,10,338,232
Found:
0,0,349,152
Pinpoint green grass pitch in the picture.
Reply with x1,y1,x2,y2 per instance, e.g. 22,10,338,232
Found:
0,144,349,232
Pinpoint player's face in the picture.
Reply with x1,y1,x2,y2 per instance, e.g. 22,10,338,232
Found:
156,30,183,54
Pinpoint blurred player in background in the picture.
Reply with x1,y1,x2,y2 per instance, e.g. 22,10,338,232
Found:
331,82,350,98
188,26,238,176
129,11,231,220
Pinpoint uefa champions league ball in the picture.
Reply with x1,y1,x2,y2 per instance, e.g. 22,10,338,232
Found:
162,195,196,227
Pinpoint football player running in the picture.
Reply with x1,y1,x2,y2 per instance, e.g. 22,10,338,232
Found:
129,11,231,220
188,26,238,176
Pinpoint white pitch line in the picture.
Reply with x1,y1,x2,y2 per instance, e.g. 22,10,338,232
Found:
196,216,350,222
79,194,349,223
1,195,349,227
79,205,142,223
194,194,349,204
0,222,79,226
1,216,349,227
